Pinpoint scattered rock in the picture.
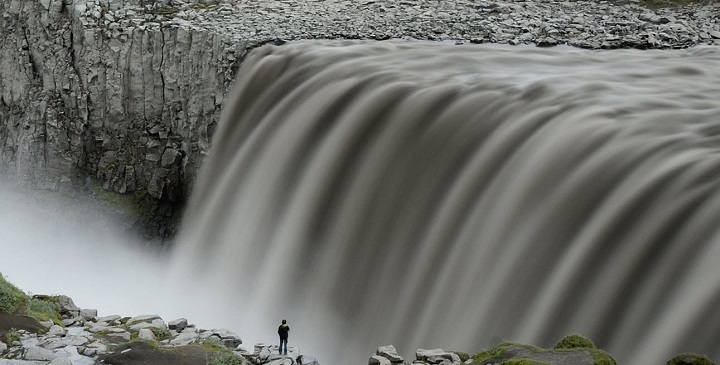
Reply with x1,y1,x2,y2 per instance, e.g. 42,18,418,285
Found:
369,355,392,365
168,318,188,331
376,345,404,363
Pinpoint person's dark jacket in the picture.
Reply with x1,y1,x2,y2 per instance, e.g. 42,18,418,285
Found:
278,324,290,339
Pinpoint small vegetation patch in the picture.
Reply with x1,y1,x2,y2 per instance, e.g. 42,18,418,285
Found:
454,351,470,362
153,327,171,340
209,351,245,365
3,328,20,345
26,298,61,325
0,274,27,314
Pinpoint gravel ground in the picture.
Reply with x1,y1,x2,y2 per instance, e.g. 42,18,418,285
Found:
85,0,720,49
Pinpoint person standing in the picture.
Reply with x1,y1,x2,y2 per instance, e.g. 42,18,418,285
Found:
278,319,290,355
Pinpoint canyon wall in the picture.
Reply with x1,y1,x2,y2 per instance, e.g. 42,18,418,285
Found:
0,0,248,206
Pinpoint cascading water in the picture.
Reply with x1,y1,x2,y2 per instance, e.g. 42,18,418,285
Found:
170,41,720,364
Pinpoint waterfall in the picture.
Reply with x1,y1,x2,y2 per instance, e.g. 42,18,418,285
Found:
170,41,720,364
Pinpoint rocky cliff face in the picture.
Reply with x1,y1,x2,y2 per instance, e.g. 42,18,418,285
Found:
0,0,248,204
0,0,257,237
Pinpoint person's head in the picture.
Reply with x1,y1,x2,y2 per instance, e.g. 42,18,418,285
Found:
282,319,287,324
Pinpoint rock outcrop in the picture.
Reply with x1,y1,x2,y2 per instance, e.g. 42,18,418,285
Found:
0,294,249,364
1,0,719,238
0,0,246,201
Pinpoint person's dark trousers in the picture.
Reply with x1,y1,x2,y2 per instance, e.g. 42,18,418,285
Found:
280,338,288,355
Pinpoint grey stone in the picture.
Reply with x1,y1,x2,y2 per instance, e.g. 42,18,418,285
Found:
80,309,98,321
56,295,79,317
128,319,167,331
169,332,200,346
48,358,73,365
23,346,58,361
95,315,121,323
377,345,404,363
209,329,242,348
137,328,156,341
126,314,162,326
416,349,461,364
168,318,188,331
369,355,392,365
47,325,66,336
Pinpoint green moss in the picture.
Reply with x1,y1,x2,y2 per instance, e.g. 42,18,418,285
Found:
209,351,245,365
589,349,618,365
4,328,20,345
0,274,27,313
25,298,61,325
202,336,226,350
151,328,171,341
471,337,616,365
554,334,595,350
666,353,716,365
454,351,470,362
473,342,517,363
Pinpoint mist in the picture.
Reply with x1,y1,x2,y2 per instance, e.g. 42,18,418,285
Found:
0,181,335,361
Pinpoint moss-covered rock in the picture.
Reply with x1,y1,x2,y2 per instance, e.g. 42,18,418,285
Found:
554,334,596,350
471,337,616,365
667,353,716,365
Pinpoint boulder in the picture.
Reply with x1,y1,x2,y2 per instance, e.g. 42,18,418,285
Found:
416,349,461,364
266,359,293,365
209,329,242,349
47,325,66,336
80,309,98,321
95,315,121,324
376,345,404,363
369,355,392,365
129,319,168,331
56,295,80,318
24,346,58,361
48,358,73,365
168,318,188,331
297,355,320,365
126,314,162,326
169,332,200,346
138,328,156,341
257,346,272,362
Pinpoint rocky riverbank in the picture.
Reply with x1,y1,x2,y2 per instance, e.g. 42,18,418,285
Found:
1,0,720,239
0,283,715,365
0,292,620,365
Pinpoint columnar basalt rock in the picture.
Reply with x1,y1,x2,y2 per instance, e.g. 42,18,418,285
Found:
0,0,246,203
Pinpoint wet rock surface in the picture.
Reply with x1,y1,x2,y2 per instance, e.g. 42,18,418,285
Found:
1,0,719,239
